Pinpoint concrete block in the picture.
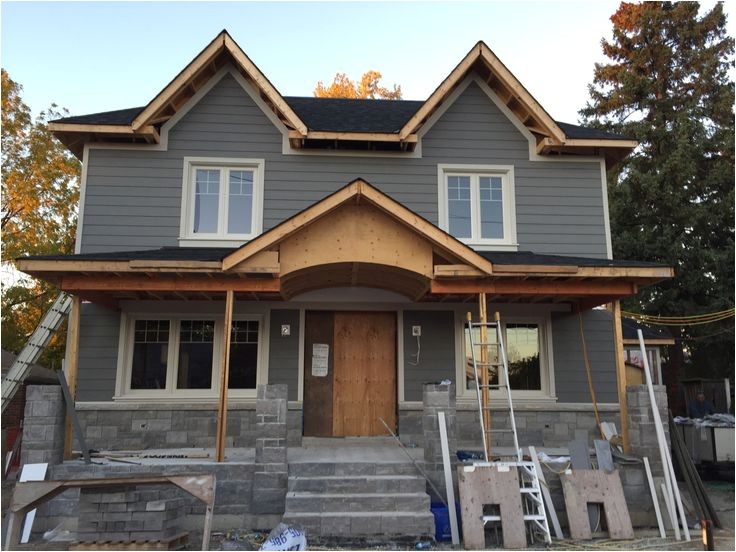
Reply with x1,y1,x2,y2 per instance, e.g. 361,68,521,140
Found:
258,384,288,401
253,471,288,489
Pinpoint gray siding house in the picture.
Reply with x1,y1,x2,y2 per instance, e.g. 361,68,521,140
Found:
19,32,671,464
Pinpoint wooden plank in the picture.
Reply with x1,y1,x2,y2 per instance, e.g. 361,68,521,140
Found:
528,446,563,539
63,295,81,460
458,464,526,549
227,250,280,274
434,264,487,278
61,274,280,293
303,311,334,437
431,279,636,296
611,301,631,454
491,264,578,274
568,439,597,530
438,412,459,545
288,130,418,143
559,470,634,540
215,289,234,462
333,312,396,436
643,457,666,538
47,123,159,137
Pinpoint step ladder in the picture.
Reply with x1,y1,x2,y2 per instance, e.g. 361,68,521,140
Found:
466,310,552,544
1,291,73,413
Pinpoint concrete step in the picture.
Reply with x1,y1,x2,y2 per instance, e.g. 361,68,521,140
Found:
288,474,426,493
282,511,435,538
288,462,418,477
285,491,430,513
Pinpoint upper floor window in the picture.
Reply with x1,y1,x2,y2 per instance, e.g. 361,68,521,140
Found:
181,157,264,246
438,165,517,250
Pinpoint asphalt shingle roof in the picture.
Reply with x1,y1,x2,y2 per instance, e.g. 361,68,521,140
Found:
51,100,633,141
23,247,667,269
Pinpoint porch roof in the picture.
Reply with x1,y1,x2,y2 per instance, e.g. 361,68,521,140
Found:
16,180,672,310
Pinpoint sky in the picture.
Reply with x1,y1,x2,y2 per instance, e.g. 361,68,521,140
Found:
0,0,642,124
1,0,732,123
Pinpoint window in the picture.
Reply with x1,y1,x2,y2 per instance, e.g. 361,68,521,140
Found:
120,315,263,398
463,319,547,395
438,165,517,249
181,157,264,245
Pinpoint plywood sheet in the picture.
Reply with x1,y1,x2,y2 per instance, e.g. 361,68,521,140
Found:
303,311,334,437
457,465,526,550
333,312,396,436
559,470,634,540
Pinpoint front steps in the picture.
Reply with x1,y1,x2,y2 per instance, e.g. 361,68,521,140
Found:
282,462,435,539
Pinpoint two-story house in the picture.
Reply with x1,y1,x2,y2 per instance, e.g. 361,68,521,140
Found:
17,30,672,538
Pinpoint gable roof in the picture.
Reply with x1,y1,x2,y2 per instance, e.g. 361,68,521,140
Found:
221,178,494,274
48,31,637,163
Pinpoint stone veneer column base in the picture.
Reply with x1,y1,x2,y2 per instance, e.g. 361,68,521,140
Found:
251,384,288,514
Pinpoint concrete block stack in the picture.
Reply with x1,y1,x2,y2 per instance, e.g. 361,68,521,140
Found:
422,382,456,501
626,384,670,476
20,385,65,466
76,486,185,543
251,384,288,514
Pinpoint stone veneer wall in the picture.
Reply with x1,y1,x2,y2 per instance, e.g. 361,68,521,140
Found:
74,407,303,451
21,385,66,465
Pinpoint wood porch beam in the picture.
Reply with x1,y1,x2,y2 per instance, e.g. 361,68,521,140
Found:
60,275,280,293
430,280,637,296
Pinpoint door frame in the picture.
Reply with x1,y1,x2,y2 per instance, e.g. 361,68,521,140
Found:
302,309,398,436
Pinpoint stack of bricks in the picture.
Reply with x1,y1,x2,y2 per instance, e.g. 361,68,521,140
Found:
422,382,457,501
76,486,185,543
251,384,288,514
20,385,65,466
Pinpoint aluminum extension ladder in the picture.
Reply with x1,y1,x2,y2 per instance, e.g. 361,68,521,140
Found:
466,313,552,544
1,291,72,413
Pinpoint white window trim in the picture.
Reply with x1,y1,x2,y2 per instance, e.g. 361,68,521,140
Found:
437,163,518,251
179,156,264,247
114,313,265,401
456,314,554,401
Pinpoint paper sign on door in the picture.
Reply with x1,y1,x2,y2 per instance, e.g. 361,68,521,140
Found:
311,343,329,377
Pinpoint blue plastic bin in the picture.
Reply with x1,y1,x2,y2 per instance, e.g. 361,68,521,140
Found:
430,502,462,542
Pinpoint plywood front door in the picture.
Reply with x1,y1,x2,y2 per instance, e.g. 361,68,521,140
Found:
333,312,396,436
303,311,396,437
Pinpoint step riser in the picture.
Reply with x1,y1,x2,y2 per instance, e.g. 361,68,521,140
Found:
288,463,418,477
288,477,426,493
282,513,435,538
286,494,430,513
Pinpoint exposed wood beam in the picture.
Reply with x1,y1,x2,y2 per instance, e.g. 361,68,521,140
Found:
62,296,81,461
287,130,418,143
430,279,637,296
75,292,120,311
215,289,234,463
61,274,280,293
612,300,631,453
434,264,486,278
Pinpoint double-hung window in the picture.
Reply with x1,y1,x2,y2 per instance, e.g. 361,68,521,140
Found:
119,315,263,399
181,157,264,246
438,165,517,250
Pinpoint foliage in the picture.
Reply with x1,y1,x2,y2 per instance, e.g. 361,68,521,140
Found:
314,70,402,99
580,2,735,378
1,69,80,367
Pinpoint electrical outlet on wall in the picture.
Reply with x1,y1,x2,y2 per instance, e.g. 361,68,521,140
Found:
412,325,422,337
281,324,291,336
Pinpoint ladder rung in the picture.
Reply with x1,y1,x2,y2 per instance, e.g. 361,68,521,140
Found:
474,342,500,347
523,514,547,521
520,487,540,493
486,429,515,434
478,383,507,389
475,362,502,367
482,515,501,523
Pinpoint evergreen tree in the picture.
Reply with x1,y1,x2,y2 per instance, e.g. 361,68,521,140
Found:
580,2,735,378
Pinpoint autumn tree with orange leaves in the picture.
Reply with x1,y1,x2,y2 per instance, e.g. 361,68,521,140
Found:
1,69,80,367
314,70,402,99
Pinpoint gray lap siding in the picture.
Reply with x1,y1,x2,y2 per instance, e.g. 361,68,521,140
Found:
80,74,607,258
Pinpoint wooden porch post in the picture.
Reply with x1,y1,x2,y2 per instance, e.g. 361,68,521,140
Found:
63,296,81,460
478,292,491,458
215,290,234,462
612,300,631,453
